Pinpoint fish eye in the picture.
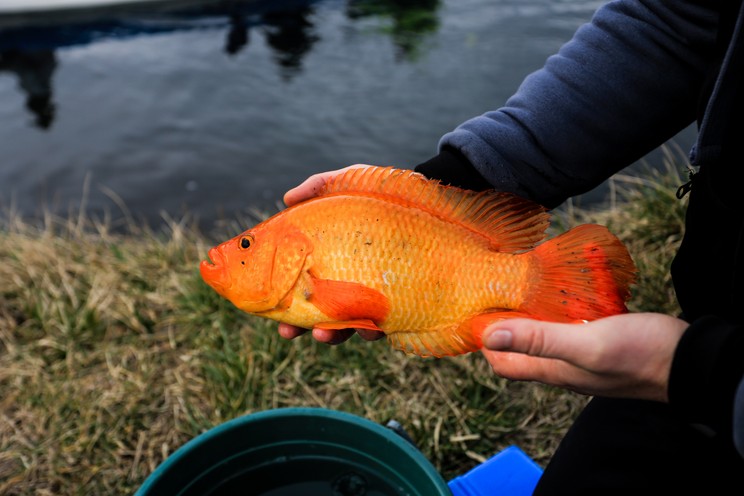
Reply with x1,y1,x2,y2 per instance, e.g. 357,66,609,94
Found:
239,236,253,250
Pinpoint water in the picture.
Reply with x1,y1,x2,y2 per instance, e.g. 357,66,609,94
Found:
0,0,690,229
194,456,408,496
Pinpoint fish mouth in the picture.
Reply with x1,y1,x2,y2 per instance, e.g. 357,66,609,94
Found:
200,247,231,293
205,247,223,267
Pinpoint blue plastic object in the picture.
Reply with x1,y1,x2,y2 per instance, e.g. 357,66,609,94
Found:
448,445,543,496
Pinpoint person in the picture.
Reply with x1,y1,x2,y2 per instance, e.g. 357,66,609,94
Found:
279,0,744,492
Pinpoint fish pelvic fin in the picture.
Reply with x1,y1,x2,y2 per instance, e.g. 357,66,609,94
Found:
321,166,550,251
521,224,636,322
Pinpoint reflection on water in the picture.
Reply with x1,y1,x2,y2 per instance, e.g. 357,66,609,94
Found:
347,0,440,60
262,6,320,79
225,12,250,55
0,0,618,229
0,0,442,127
0,49,57,129
224,4,323,79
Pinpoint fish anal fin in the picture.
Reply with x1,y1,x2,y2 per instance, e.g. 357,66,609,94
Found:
308,277,390,324
386,329,466,358
384,318,480,358
387,310,552,358
320,166,550,251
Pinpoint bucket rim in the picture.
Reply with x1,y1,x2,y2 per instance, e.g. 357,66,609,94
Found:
136,407,450,495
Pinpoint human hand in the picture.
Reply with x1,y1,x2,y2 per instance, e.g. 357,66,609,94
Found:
481,313,689,403
279,164,386,344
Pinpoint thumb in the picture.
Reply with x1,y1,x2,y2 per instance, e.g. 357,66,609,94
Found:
483,318,597,364
480,318,601,385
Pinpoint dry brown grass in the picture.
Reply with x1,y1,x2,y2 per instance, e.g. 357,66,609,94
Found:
0,160,686,494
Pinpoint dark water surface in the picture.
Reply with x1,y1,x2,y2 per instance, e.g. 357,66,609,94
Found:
0,0,690,229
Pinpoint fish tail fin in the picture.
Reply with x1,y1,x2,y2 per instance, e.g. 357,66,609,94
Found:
520,224,636,322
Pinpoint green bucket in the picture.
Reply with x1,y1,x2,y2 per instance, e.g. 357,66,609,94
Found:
136,407,451,495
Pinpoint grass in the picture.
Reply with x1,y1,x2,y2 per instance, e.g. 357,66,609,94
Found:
0,159,687,495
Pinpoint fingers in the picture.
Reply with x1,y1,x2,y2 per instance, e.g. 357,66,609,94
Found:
277,323,384,345
312,327,356,345
277,323,309,340
312,327,383,344
278,324,355,345
481,348,576,385
283,164,373,207
310,327,384,344
283,171,334,207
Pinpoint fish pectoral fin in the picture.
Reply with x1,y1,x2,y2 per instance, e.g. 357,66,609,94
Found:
308,277,390,324
314,320,382,331
387,310,533,358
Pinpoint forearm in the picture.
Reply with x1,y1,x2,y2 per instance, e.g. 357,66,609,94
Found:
431,0,717,207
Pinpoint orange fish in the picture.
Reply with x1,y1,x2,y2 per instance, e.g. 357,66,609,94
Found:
200,166,635,357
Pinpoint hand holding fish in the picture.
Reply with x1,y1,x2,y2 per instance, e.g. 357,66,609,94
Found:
481,313,688,402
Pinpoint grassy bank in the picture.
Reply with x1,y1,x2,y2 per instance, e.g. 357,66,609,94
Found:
0,162,687,495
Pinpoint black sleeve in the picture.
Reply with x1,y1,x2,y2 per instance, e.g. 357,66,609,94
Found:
414,147,493,191
669,315,744,456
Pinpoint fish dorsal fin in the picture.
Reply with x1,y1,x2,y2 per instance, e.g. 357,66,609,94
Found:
320,166,550,251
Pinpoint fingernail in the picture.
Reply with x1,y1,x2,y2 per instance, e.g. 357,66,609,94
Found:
484,329,513,350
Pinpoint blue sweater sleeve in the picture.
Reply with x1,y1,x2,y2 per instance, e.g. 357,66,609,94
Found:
438,0,718,207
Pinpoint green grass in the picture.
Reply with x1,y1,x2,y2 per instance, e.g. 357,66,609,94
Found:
0,160,687,495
